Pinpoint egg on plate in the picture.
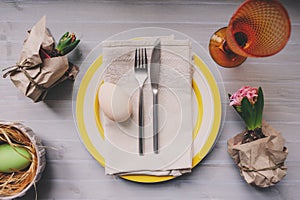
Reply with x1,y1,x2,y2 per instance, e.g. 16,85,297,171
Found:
98,82,132,122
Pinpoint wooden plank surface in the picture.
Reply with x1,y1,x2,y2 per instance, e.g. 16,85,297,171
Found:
0,0,299,199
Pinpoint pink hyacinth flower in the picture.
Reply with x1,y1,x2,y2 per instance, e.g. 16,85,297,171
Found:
230,86,258,106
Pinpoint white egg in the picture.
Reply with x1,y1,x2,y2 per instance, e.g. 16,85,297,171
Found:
98,82,132,122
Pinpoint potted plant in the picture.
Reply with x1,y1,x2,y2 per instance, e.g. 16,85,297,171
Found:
227,86,288,187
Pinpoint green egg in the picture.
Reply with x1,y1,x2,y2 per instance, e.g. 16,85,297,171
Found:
0,144,32,173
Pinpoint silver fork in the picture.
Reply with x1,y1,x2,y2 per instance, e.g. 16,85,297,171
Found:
134,48,148,155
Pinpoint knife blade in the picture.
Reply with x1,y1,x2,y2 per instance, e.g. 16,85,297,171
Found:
150,40,161,154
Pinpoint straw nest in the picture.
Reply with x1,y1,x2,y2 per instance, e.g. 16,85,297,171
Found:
0,123,41,198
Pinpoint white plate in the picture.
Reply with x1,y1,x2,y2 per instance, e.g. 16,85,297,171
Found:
72,27,226,183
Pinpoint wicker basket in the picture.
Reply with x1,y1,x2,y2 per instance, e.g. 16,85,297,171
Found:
0,121,46,199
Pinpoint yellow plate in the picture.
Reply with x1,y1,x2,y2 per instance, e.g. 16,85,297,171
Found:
74,26,222,183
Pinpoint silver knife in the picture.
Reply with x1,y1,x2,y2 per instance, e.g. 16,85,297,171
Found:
150,40,161,154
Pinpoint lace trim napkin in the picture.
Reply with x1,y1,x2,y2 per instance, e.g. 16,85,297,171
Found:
101,36,193,176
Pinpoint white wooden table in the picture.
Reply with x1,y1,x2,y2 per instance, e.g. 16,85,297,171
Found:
1,0,299,199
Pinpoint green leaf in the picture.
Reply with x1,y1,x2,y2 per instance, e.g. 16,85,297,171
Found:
234,105,242,113
60,39,80,55
241,97,256,130
55,32,80,56
254,87,264,128
56,32,70,49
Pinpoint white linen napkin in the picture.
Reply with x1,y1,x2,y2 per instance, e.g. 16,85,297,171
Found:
101,36,193,176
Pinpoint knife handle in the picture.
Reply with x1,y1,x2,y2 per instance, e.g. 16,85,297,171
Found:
138,87,144,156
153,90,159,154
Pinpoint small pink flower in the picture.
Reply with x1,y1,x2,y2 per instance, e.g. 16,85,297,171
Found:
229,86,264,131
230,86,258,106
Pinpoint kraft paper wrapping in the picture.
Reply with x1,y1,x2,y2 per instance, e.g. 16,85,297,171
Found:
228,121,288,188
3,16,78,102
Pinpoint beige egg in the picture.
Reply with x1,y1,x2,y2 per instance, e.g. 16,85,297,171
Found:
98,82,132,122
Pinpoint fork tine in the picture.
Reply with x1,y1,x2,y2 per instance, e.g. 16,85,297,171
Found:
134,48,137,68
138,48,140,68
142,48,146,69
140,48,147,69
144,48,147,68
138,48,141,68
141,49,144,68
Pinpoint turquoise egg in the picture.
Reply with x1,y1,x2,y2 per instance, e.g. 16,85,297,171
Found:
0,144,32,173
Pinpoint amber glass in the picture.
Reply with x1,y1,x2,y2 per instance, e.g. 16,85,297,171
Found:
209,0,291,68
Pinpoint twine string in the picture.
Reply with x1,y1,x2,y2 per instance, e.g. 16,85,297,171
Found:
2,64,47,91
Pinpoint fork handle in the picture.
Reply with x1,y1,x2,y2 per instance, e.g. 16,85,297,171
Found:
138,87,144,155
153,91,159,154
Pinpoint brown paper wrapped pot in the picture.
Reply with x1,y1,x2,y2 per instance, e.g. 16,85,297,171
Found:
228,121,288,188
3,16,79,102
